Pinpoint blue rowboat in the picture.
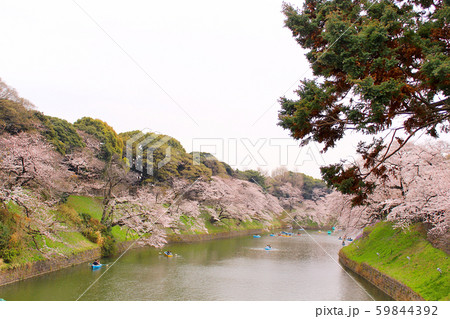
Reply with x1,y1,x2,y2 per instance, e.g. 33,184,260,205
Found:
90,264,102,269
253,235,261,238
269,234,275,237
164,251,173,257
264,246,272,251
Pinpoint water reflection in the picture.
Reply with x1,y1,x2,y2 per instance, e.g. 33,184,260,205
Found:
0,232,392,301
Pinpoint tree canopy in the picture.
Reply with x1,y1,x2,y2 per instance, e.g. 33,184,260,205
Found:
36,114,85,155
0,99,36,134
120,131,212,183
278,0,449,204
190,152,232,177
74,117,123,161
235,169,268,189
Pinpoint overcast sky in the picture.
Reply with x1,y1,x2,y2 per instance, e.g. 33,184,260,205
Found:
1,0,446,178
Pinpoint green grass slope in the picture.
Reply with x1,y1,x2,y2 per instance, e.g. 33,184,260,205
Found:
2,194,281,268
341,222,449,301
1,198,99,269
65,196,136,241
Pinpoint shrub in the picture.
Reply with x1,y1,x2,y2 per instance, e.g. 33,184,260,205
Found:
56,204,82,225
79,211,106,244
82,229,100,243
0,223,11,251
0,223,20,263
0,248,19,263
60,192,70,204
100,234,116,257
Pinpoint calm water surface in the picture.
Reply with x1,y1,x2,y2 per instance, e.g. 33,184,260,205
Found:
0,232,392,300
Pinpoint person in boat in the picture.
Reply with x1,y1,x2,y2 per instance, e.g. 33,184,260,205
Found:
266,245,271,249
92,260,100,265
166,251,172,255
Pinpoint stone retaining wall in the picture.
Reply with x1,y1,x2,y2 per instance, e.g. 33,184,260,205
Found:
0,241,135,287
338,250,424,301
0,248,101,287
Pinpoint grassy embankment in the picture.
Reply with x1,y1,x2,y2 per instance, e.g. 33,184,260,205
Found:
65,195,132,241
341,222,449,301
0,196,132,269
2,195,281,269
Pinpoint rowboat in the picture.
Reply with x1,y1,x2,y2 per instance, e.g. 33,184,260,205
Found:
164,251,174,257
264,246,272,251
90,263,102,269
253,235,261,238
280,231,293,236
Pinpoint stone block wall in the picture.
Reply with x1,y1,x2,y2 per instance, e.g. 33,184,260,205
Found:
338,250,424,301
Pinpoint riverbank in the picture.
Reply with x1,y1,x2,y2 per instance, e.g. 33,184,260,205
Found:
339,222,449,301
0,231,385,301
1,194,284,286
0,227,274,287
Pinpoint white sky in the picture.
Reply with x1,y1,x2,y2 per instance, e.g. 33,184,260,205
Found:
1,0,447,178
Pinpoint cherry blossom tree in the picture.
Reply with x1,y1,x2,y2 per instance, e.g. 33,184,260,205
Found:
0,132,68,191
0,133,75,257
312,142,450,237
381,142,450,237
178,176,283,225
108,189,172,247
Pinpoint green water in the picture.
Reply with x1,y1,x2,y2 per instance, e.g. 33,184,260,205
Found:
0,232,392,300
